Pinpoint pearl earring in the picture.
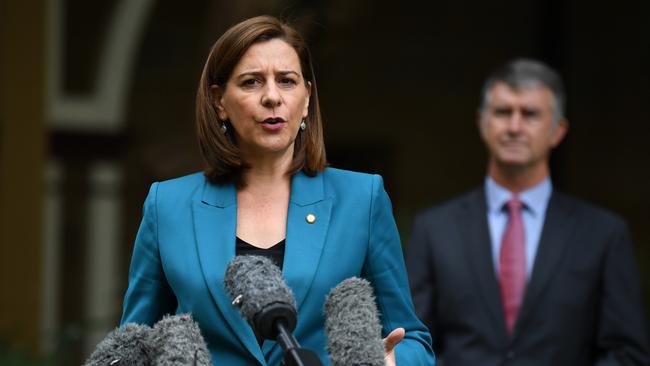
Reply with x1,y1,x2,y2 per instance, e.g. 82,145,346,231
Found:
300,120,306,131
220,123,227,134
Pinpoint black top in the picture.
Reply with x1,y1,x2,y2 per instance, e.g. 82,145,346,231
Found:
235,237,286,270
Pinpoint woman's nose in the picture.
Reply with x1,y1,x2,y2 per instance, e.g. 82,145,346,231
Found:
261,83,282,108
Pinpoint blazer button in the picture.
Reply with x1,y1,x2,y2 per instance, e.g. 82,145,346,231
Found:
306,214,316,224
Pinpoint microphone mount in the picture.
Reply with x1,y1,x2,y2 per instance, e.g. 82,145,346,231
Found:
253,302,323,366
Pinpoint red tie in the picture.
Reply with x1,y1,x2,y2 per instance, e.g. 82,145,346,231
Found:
499,196,526,335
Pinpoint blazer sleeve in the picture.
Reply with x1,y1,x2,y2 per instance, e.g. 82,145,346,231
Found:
594,219,650,366
120,182,177,326
362,175,436,365
405,212,438,345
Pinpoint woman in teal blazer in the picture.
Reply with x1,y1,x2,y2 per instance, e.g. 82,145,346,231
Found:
121,16,434,365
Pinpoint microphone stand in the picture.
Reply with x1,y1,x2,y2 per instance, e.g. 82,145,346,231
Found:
251,301,323,366
275,320,323,366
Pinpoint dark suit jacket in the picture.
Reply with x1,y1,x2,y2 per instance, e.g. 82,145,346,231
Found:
406,187,650,366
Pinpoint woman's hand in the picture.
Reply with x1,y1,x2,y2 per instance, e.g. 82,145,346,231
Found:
383,327,405,366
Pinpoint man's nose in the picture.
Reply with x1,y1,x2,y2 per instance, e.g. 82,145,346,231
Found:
506,111,523,132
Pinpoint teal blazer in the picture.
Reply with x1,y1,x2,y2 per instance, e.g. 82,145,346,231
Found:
121,167,434,365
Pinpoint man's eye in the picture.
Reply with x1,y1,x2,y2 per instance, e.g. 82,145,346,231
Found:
494,108,512,117
521,109,540,119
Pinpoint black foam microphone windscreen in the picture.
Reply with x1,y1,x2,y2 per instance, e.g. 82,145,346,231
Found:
224,255,297,338
149,314,212,366
324,277,385,366
83,323,153,366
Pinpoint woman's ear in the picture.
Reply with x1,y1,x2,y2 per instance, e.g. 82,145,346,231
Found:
210,85,228,121
302,81,312,118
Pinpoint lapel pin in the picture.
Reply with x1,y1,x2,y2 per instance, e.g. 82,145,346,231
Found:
306,214,316,224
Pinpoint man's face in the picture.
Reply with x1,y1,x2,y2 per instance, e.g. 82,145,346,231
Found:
479,82,567,170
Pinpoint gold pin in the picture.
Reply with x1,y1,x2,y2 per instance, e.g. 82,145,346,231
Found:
306,214,316,224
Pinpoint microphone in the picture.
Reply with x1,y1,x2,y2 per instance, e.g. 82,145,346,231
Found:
324,277,385,366
84,315,211,366
224,255,297,339
224,255,323,366
149,314,212,366
83,323,153,366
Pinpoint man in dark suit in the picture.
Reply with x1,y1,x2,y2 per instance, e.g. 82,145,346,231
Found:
406,59,650,365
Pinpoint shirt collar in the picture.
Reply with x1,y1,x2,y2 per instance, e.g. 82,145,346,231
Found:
485,176,552,217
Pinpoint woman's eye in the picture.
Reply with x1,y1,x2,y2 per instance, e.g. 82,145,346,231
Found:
278,78,297,86
242,78,260,87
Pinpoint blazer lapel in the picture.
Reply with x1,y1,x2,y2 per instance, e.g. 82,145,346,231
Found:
459,189,508,338
192,180,266,365
512,192,575,341
283,171,332,310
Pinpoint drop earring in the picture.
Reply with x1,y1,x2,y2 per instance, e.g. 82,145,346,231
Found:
300,119,306,131
220,123,227,134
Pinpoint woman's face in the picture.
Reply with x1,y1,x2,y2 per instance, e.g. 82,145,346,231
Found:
214,38,311,159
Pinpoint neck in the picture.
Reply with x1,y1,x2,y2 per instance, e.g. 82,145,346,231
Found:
240,147,294,190
487,160,550,193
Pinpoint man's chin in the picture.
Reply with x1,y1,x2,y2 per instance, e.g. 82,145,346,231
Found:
495,156,531,169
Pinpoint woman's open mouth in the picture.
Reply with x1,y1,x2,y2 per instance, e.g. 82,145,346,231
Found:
261,117,286,131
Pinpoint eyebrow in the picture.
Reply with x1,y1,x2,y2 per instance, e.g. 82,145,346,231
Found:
278,70,301,77
236,70,301,78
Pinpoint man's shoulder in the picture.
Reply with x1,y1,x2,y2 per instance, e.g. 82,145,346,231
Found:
552,191,628,227
415,187,484,222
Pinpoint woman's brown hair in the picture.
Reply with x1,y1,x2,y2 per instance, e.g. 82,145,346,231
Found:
196,15,327,185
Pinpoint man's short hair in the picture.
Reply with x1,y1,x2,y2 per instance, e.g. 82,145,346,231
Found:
480,58,566,123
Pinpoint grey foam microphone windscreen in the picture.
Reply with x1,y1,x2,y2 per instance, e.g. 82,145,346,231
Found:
83,323,153,366
149,314,211,366
324,277,385,366
224,255,296,325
